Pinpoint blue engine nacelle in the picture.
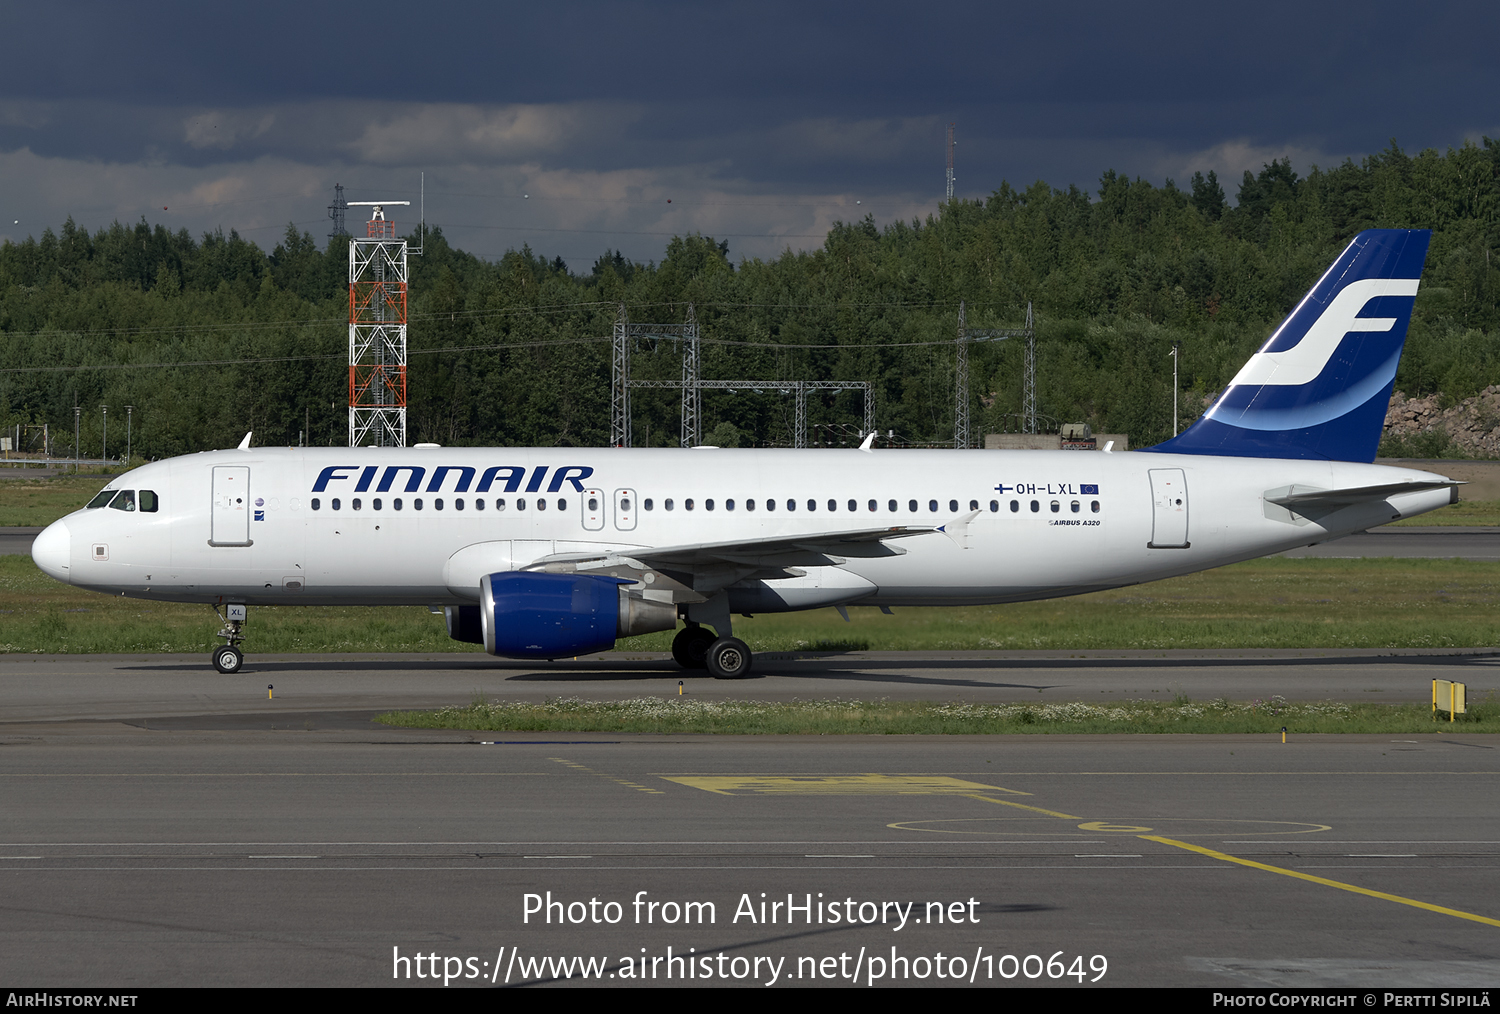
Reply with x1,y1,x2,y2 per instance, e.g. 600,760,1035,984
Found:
477,571,677,659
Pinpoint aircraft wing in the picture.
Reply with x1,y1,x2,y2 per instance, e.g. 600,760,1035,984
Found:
523,513,976,598
533,525,940,572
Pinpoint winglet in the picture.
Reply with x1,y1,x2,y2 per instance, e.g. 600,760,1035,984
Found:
237,432,253,451
858,431,876,452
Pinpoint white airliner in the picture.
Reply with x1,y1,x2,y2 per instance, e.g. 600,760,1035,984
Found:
31,229,1458,677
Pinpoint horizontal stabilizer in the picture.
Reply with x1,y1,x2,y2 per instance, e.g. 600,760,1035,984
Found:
1266,479,1461,513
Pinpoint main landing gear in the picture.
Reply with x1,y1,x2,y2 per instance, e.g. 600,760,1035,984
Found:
212,603,247,674
671,623,754,680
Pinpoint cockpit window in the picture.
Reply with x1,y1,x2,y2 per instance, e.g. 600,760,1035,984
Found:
139,490,158,512
107,490,136,512
86,490,118,509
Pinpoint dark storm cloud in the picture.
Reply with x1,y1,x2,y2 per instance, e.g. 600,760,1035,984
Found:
2,1,1496,262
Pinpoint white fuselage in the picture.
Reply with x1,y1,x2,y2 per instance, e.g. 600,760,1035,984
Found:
32,446,1455,610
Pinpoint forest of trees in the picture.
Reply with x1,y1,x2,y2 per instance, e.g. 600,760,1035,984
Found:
1,138,1497,460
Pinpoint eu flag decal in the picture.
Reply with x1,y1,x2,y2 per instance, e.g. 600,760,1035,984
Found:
1080,484,1099,495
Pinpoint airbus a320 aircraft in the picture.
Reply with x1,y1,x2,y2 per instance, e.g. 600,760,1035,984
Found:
31,229,1457,677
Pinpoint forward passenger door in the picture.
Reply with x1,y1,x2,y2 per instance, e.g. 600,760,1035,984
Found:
210,466,252,547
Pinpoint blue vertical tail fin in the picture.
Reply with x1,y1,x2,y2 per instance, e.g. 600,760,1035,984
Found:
1152,229,1431,462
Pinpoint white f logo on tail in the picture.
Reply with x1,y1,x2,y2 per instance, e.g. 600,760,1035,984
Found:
1227,277,1420,389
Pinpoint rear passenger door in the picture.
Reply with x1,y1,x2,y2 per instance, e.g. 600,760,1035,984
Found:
1148,468,1189,548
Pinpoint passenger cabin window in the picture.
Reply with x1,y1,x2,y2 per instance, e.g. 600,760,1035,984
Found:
394,498,403,511
108,490,136,512
664,499,674,511
828,499,837,512
868,499,877,512
1091,500,1101,513
332,498,342,510
1010,500,1019,512
968,500,978,512
848,499,857,512
928,500,938,512
726,499,735,511
786,499,795,511
352,498,362,511
1030,500,1039,513
312,498,321,511
908,500,918,513
644,499,654,511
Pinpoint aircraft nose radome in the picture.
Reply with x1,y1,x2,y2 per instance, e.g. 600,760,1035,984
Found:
31,519,70,583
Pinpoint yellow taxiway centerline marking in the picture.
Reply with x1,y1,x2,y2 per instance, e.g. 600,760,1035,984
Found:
1142,835,1500,928
964,795,1082,819
662,775,1033,796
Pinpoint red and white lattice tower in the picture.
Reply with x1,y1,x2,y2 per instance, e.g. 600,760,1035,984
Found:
346,200,410,447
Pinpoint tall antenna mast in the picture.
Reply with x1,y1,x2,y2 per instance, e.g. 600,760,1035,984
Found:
327,184,348,240
346,199,411,448
945,123,955,201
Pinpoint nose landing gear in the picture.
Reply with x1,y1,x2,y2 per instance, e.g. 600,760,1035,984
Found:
212,603,247,674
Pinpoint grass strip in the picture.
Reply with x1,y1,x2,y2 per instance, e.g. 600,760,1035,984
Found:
1385,498,1500,526
8,554,1500,654
375,696,1499,735
0,474,114,526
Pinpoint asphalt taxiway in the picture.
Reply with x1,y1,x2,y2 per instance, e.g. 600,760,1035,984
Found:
1,649,1498,988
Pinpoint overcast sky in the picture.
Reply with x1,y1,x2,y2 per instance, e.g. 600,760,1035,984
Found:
2,1,1496,268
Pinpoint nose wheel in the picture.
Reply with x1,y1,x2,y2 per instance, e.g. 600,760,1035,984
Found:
213,645,244,674
212,604,247,674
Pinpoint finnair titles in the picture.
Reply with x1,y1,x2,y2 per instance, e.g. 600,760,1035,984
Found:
32,230,1457,677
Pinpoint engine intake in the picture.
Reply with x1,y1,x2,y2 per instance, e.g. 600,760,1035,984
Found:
476,571,676,658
